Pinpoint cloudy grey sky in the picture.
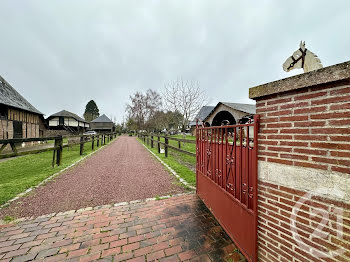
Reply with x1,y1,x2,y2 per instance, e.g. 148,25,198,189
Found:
1,0,349,123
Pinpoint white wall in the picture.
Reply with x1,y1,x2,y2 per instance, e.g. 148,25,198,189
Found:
49,117,59,126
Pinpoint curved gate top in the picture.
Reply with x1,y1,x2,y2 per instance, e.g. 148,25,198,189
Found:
196,115,259,262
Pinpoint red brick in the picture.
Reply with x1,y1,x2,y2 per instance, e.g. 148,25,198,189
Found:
58,243,80,253
267,110,292,116
294,91,327,101
134,246,152,257
280,154,308,161
266,123,292,128
113,252,134,261
267,98,292,105
331,166,350,174
152,241,169,251
311,142,350,150
122,242,140,252
267,158,293,165
267,135,293,140
101,235,119,244
312,94,350,105
101,247,121,257
294,106,327,114
67,248,89,258
267,146,292,152
330,102,350,110
330,135,350,142
329,119,350,126
279,115,308,122
294,148,327,156
4,248,29,258
294,121,326,127
280,101,309,109
110,238,127,248
90,243,109,253
147,250,165,261
280,128,309,134
178,250,197,261
127,256,146,262
165,245,182,256
330,86,350,95
0,244,21,254
128,235,145,243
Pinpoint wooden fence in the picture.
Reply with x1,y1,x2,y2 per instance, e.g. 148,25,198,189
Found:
139,133,196,157
0,132,118,167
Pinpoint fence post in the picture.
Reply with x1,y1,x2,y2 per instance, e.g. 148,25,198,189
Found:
104,134,106,145
52,138,58,167
56,136,63,166
178,140,181,149
80,136,84,155
151,135,153,148
97,135,100,147
157,135,160,153
165,135,168,157
92,136,95,150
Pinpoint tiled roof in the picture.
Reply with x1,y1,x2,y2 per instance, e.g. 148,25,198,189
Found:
48,110,88,123
91,114,113,123
0,75,42,115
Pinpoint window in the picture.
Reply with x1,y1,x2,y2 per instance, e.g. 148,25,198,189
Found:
0,104,8,119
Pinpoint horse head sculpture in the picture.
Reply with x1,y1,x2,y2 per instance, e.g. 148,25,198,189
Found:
283,41,323,73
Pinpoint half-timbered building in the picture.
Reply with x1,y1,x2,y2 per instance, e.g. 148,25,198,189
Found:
0,75,45,140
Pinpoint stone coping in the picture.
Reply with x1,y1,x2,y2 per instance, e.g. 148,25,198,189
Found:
249,60,350,99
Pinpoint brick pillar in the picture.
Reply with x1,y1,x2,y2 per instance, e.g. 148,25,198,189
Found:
249,61,350,262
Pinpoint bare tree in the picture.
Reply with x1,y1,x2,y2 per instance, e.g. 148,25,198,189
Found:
163,79,206,131
125,89,162,130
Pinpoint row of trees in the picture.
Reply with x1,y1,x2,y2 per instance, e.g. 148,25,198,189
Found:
125,79,206,132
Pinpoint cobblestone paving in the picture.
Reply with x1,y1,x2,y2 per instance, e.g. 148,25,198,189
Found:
0,194,246,262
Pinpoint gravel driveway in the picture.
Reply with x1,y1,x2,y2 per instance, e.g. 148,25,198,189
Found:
0,136,185,219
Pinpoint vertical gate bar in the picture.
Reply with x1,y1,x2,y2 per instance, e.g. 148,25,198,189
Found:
220,128,225,187
224,127,228,191
246,125,250,208
253,115,260,262
239,126,243,202
233,127,237,198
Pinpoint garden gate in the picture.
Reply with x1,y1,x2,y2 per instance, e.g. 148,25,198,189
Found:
196,115,259,262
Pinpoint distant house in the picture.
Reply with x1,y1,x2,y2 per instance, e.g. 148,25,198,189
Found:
188,105,215,134
203,102,256,126
47,110,89,133
0,75,45,140
90,114,114,133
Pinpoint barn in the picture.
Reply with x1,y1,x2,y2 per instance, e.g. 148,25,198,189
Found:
203,102,256,126
47,110,89,133
89,114,114,133
0,75,45,140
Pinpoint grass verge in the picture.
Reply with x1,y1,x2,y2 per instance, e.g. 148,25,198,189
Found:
0,138,117,206
139,138,196,187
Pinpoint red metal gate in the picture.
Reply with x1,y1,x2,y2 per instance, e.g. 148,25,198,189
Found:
196,115,259,262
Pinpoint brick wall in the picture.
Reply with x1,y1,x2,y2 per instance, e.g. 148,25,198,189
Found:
250,62,350,262
258,181,350,262
256,80,350,174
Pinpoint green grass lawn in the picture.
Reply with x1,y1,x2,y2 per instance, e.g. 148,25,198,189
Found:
0,138,116,206
139,137,196,187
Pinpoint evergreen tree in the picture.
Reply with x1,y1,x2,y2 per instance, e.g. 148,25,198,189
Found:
83,100,100,121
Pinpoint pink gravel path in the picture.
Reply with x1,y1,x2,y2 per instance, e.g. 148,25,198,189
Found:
0,136,185,219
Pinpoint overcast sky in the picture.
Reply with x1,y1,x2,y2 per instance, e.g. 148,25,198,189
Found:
1,1,349,123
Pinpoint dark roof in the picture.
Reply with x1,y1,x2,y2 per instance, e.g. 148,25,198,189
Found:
0,75,43,115
204,102,256,122
47,110,88,123
220,102,256,114
91,114,113,123
195,106,215,121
